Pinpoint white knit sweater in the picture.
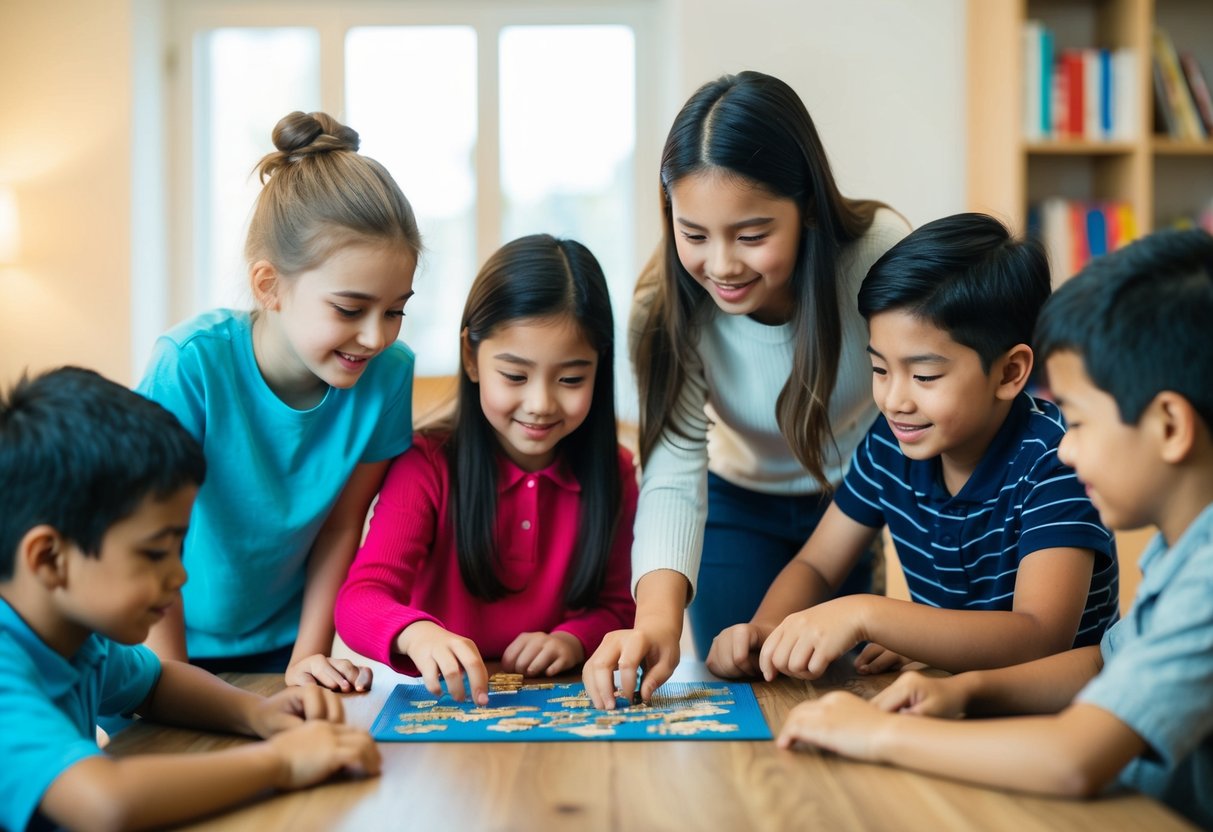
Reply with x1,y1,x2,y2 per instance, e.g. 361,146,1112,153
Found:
630,208,909,596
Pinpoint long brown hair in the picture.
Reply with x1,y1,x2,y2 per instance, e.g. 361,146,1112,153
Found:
633,71,885,486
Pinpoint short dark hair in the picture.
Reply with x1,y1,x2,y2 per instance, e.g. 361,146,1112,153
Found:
0,367,206,579
1036,228,1213,431
858,213,1051,371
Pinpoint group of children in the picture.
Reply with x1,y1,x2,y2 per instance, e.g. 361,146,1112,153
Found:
1,71,1210,830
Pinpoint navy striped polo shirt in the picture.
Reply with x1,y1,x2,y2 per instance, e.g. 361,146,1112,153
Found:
834,393,1119,647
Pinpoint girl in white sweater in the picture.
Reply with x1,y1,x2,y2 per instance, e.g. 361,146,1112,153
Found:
585,71,908,708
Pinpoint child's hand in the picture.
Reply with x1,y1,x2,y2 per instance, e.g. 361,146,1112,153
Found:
285,654,373,693
854,642,910,675
583,621,680,710
266,721,381,789
758,597,867,682
705,622,772,678
250,685,347,738
396,621,489,705
501,631,585,677
775,691,890,761
870,670,969,718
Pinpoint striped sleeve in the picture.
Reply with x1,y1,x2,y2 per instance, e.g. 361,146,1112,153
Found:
833,422,888,529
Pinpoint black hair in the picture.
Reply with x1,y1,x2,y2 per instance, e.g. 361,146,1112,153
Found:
1035,228,1213,431
858,212,1051,371
634,70,888,486
429,234,621,608
0,367,206,579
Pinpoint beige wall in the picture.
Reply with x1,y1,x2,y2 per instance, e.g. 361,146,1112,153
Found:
0,0,135,386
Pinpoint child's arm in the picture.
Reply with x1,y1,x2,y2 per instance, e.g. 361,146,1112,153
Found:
759,544,1095,680
40,720,379,832
777,645,1143,797
706,503,879,678
778,692,1144,798
286,460,388,692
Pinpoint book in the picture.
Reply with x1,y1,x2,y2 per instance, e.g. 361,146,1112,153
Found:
1023,21,1044,141
1180,52,1213,135
1153,29,1206,140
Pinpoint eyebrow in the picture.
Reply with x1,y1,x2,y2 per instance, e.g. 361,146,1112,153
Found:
674,216,774,231
493,353,594,368
331,290,416,302
866,346,950,364
140,525,190,543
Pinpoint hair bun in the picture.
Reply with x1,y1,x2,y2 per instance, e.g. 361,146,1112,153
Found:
257,111,360,181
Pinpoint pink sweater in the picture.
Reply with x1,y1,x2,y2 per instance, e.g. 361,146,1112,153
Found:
335,434,637,673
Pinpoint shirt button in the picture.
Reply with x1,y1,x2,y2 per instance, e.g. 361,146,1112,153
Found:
521,520,532,530
527,479,535,488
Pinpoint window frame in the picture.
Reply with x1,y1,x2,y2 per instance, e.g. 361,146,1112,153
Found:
158,0,662,396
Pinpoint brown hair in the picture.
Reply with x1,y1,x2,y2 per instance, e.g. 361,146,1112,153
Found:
633,72,886,487
245,111,422,279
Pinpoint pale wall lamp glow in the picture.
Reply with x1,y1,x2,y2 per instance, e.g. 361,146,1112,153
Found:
0,186,18,265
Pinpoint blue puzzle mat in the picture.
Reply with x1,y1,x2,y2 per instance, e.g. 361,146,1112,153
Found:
370,680,772,742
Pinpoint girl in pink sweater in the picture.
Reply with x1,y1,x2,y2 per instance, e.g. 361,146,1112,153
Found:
335,234,636,705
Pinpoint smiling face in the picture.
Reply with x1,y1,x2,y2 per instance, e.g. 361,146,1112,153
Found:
1049,350,1163,533
867,309,1018,492
668,170,803,325
464,314,599,472
56,486,195,648
254,242,417,408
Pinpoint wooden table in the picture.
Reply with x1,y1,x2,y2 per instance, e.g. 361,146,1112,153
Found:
106,660,1194,831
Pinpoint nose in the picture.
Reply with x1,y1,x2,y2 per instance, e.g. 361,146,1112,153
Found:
168,557,188,592
707,241,745,281
357,317,389,353
525,381,555,417
881,373,913,415
1057,431,1075,468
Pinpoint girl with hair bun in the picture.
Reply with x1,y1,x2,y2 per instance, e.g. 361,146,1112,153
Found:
138,111,421,690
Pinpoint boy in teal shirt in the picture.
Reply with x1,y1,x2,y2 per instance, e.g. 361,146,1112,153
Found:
776,229,1213,829
0,367,379,831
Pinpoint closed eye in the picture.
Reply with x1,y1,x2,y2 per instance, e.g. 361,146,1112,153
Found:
738,234,768,243
332,305,360,319
871,366,887,376
499,372,525,383
679,231,706,242
913,374,942,383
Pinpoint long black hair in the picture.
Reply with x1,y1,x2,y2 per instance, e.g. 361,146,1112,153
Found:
633,71,888,485
426,234,622,607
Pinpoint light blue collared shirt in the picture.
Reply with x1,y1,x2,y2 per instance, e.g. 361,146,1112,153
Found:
1077,504,1213,828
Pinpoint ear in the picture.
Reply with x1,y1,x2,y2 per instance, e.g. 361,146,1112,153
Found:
18,525,69,589
460,329,479,383
993,344,1034,401
250,260,283,311
1150,391,1198,464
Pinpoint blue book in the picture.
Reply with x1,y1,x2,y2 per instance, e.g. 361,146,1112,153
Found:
1100,48,1113,137
1041,28,1054,135
1086,205,1108,259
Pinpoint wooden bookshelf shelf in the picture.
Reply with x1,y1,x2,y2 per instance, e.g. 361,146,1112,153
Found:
1152,138,1213,156
968,0,1213,242
1025,141,1137,155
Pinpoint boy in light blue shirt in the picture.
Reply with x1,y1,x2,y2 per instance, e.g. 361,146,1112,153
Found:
0,367,379,832
776,229,1213,829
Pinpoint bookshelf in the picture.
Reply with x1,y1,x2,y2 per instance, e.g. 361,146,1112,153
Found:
967,0,1213,279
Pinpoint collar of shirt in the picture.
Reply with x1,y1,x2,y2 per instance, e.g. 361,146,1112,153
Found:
0,597,106,700
496,451,582,495
1137,502,1213,595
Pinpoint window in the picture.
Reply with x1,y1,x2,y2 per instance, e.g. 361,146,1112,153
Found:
161,2,658,410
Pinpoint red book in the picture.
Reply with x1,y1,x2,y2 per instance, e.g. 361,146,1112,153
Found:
1063,50,1085,138
1070,200,1090,274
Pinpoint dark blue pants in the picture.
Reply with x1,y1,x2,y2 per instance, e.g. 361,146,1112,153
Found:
687,472,876,659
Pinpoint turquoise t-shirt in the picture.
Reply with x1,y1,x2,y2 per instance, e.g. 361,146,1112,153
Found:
0,598,161,832
138,309,413,658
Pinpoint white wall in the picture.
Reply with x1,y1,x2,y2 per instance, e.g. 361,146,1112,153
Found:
0,0,968,385
664,0,966,231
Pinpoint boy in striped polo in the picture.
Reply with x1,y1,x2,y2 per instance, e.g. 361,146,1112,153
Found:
776,228,1213,830
707,213,1118,681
